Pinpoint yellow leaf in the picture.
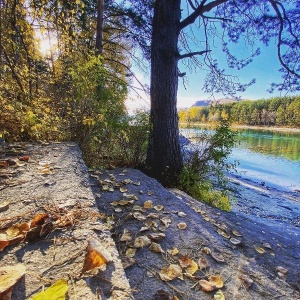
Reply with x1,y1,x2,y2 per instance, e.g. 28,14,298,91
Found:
143,200,153,209
177,222,187,230
199,275,223,292
159,264,183,281
30,279,68,300
255,246,265,254
214,290,225,300
0,264,26,296
167,247,179,256
186,260,198,276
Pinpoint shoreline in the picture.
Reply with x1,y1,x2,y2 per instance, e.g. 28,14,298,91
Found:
179,122,300,133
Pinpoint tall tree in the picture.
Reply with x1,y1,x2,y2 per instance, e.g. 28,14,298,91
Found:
124,0,300,184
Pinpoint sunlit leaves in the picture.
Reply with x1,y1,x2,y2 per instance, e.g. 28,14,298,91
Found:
30,279,68,300
0,264,26,299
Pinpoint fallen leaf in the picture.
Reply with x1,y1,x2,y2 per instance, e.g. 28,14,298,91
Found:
217,229,230,239
154,290,170,300
133,181,140,186
149,242,165,253
0,201,10,212
19,156,29,161
159,264,183,281
134,236,151,248
263,242,272,249
186,260,198,276
230,238,241,245
133,212,147,221
199,275,223,292
167,247,179,256
276,266,288,275
144,200,153,209
177,212,186,217
214,290,225,300
30,279,68,300
114,207,123,213
232,229,242,237
81,238,112,273
254,246,265,254
178,255,193,268
198,257,209,270
154,205,164,211
120,187,127,193
201,247,211,255
177,222,187,230
125,248,136,258
148,233,166,242
120,229,133,242
210,251,225,263
30,213,49,228
0,264,26,297
122,257,136,269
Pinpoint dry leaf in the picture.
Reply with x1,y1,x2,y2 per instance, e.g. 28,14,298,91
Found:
217,229,230,239
122,257,136,269
30,279,68,300
168,247,179,256
133,212,146,221
154,205,164,211
19,156,29,161
144,200,153,209
0,264,26,297
214,290,225,300
198,257,209,270
232,229,242,237
178,255,193,268
210,251,225,263
120,229,133,242
0,201,10,212
201,247,211,254
263,242,272,249
230,238,241,245
177,212,186,217
148,233,166,242
186,260,198,276
30,213,49,228
276,266,288,275
120,187,127,193
160,217,171,226
159,264,183,281
149,242,165,253
110,201,119,207
81,238,112,273
199,275,223,292
125,248,136,258
177,222,187,230
134,236,151,248
254,246,265,254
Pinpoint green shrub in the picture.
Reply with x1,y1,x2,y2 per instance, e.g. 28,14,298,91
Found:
179,121,237,211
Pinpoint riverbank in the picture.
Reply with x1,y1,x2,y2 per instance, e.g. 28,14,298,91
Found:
179,122,300,133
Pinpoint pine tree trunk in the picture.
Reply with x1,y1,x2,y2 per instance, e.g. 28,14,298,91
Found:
146,0,183,185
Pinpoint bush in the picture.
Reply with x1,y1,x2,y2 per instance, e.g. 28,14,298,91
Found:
179,121,237,211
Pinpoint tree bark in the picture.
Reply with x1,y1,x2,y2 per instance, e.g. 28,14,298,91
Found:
146,0,183,185
96,0,104,55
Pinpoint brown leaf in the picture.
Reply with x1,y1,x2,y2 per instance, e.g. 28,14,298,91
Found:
81,238,112,274
30,213,49,228
178,255,192,268
177,222,187,230
144,200,153,209
148,233,166,242
159,264,183,281
149,242,165,253
154,290,170,300
0,264,26,297
18,156,29,161
199,275,223,292
134,236,151,248
198,257,209,270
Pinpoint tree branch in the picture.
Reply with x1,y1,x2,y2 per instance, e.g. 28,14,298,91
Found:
180,0,228,30
268,0,300,78
179,50,211,60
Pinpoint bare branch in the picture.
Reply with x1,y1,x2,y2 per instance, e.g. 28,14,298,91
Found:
268,0,300,78
180,0,228,30
179,50,211,60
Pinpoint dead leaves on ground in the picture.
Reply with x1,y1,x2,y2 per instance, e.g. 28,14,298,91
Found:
0,263,26,299
30,279,68,300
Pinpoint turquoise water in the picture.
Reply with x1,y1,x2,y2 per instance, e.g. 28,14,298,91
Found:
180,127,300,191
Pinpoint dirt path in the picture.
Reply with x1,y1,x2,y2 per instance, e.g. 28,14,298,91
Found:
90,168,300,300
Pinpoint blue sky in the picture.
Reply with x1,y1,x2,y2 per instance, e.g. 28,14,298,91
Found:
127,42,295,111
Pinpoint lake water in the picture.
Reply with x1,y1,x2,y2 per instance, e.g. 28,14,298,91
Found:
180,127,300,192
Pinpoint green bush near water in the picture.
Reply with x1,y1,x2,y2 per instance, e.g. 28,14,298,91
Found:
179,121,237,211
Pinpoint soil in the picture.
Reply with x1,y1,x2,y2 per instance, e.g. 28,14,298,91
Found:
89,168,300,300
1,142,299,300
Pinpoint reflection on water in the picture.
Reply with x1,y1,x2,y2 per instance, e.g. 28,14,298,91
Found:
180,127,300,191
237,129,300,161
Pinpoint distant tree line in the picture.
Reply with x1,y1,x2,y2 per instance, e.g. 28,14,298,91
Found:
178,96,300,128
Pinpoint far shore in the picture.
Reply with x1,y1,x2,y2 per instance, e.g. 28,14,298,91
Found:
179,122,300,133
